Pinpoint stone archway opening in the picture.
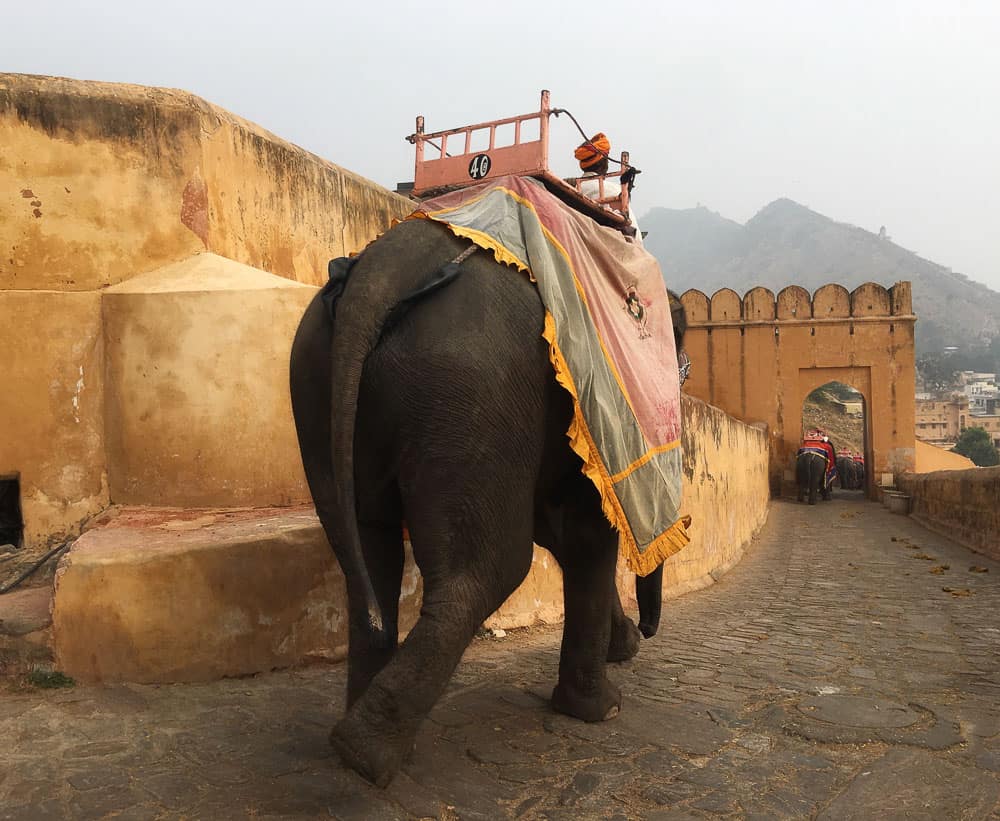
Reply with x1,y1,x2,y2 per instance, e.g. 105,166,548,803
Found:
802,382,870,496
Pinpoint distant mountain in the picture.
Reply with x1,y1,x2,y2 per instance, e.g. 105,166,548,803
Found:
641,198,1000,353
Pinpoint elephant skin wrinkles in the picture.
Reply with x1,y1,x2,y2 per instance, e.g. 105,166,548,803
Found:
289,218,686,787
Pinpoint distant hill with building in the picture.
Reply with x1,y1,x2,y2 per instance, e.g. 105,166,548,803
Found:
641,198,1000,354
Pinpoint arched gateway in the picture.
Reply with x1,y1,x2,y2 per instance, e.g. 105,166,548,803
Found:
679,282,916,497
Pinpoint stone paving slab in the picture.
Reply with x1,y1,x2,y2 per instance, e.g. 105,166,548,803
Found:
0,586,52,638
0,585,53,670
2,497,1000,819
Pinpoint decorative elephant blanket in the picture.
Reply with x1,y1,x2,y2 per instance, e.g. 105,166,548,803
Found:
411,175,689,576
799,441,838,488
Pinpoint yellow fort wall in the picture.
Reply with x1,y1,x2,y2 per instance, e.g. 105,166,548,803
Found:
1,73,413,547
898,467,1000,561
0,291,107,546
680,282,917,496
914,439,975,473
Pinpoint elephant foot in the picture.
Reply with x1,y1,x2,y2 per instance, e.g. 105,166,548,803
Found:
329,699,413,788
608,616,641,662
796,491,804,503
551,678,622,722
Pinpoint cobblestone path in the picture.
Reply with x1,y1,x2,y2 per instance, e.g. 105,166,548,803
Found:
2,497,999,820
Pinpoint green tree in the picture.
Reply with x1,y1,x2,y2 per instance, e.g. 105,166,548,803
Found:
952,427,1000,467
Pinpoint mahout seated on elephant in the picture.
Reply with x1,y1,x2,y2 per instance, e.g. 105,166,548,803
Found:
289,218,688,787
796,431,836,504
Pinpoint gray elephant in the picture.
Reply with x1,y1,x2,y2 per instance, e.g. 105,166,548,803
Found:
796,449,831,504
853,457,866,490
836,456,857,489
836,455,866,490
289,219,687,786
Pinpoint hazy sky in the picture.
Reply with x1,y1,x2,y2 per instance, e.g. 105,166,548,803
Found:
6,1,999,290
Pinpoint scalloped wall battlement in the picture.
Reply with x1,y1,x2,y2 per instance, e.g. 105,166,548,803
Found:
680,282,913,324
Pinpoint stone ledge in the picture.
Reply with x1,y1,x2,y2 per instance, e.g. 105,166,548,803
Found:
51,506,381,683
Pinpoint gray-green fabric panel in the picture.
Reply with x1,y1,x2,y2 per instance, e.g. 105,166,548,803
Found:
430,188,648,477
614,449,684,550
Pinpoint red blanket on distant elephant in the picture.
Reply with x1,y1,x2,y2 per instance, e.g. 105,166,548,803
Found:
799,439,837,487
411,175,688,576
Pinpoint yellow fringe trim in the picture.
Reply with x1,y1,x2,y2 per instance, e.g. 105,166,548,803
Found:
610,439,682,484
408,212,535,280
542,313,691,576
406,211,692,577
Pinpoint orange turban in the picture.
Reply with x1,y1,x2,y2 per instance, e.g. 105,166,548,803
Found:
574,132,611,170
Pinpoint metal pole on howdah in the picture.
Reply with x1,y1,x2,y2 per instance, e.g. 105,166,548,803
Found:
291,91,689,786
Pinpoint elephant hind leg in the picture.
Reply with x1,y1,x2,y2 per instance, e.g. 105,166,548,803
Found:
331,500,536,787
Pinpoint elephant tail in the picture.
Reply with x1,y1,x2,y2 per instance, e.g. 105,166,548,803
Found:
327,220,471,650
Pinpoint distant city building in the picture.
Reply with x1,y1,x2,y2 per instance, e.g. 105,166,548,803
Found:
959,372,999,416
956,370,997,388
915,393,1000,451
915,396,968,446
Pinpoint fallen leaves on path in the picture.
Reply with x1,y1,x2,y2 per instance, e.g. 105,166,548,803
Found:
913,553,936,561
929,565,950,574
942,587,974,597
969,566,989,573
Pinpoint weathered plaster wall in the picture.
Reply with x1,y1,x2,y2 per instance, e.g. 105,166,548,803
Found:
0,291,108,547
0,79,204,292
1,73,413,546
54,396,770,683
680,282,916,496
201,122,412,286
897,467,1000,560
661,395,771,598
102,254,316,506
0,74,413,291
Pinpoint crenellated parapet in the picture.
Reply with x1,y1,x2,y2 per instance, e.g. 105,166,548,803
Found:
680,281,914,325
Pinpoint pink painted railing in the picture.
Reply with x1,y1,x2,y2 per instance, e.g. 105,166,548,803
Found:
406,90,633,233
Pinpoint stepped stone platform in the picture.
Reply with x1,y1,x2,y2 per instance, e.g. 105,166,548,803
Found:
51,506,425,684
47,504,572,686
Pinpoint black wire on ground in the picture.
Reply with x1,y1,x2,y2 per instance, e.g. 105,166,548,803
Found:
0,542,71,595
